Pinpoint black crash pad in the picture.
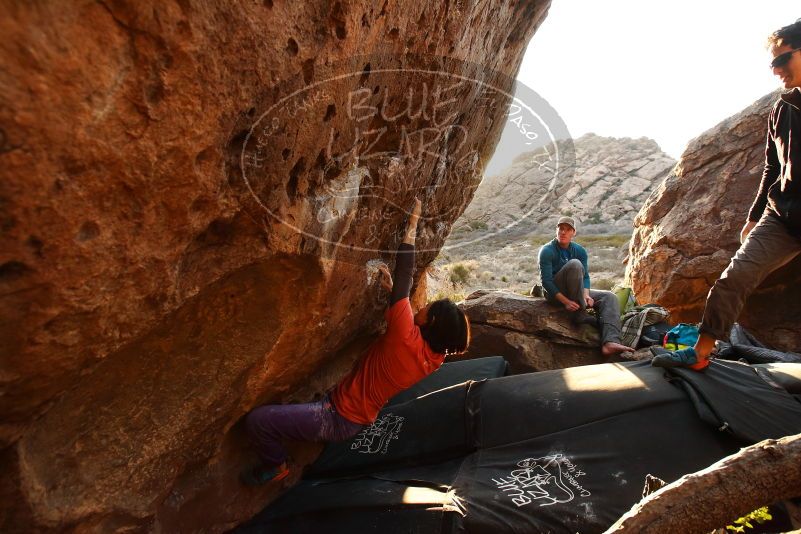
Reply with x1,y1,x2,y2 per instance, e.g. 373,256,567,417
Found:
237,359,801,534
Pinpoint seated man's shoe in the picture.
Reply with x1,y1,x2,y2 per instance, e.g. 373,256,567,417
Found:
240,463,290,486
650,346,709,371
571,310,598,326
530,285,544,298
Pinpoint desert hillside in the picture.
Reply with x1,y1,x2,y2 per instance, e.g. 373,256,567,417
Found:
430,134,676,300
454,132,676,236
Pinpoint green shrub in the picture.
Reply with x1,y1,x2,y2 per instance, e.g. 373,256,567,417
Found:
726,506,772,532
529,235,551,247
450,263,470,285
585,212,603,225
593,278,615,291
432,290,466,303
579,234,630,248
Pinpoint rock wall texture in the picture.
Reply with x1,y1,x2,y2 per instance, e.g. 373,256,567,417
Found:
0,1,552,531
626,89,801,352
458,290,609,374
454,133,675,238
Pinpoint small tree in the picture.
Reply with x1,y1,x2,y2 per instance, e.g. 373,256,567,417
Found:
450,264,470,285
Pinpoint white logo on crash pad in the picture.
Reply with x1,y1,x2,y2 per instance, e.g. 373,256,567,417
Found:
492,454,591,508
350,413,405,454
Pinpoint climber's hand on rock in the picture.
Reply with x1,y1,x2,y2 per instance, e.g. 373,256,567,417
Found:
564,300,581,312
403,198,422,244
378,264,393,292
410,197,422,220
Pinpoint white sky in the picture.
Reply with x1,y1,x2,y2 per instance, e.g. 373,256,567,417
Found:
490,0,798,168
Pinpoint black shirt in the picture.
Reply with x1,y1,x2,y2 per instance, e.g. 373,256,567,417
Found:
749,87,801,234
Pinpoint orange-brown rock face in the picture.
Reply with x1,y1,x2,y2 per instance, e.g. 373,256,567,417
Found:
0,0,553,531
626,89,801,352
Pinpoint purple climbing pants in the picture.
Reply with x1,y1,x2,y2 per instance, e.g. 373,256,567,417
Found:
245,395,364,467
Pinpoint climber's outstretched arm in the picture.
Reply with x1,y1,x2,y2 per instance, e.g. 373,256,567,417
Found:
378,198,421,305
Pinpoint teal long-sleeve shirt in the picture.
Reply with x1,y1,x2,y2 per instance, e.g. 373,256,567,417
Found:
538,238,591,298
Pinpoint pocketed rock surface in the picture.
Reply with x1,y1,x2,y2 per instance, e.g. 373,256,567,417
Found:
0,1,552,531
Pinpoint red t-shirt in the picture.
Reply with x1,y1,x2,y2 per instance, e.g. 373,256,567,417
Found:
332,297,445,425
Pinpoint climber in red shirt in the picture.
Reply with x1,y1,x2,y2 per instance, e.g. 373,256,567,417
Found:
241,198,471,485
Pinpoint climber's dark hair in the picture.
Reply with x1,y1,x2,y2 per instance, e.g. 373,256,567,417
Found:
419,299,471,356
768,18,801,49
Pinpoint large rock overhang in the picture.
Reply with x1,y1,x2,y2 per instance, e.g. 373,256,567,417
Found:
0,1,554,531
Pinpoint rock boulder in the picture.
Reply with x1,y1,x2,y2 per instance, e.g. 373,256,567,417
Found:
458,290,611,373
626,90,801,352
0,1,551,531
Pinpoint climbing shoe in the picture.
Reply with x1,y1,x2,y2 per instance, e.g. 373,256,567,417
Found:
650,346,709,371
571,310,598,326
240,463,290,486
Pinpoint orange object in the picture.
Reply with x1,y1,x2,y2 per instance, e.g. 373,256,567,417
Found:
273,466,290,482
332,298,444,425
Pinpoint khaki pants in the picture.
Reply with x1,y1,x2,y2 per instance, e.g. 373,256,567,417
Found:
700,212,801,340
547,259,622,345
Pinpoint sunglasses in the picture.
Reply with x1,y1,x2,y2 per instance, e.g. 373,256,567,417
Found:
770,48,801,69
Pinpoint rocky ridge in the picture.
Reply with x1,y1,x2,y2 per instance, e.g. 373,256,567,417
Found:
452,133,676,239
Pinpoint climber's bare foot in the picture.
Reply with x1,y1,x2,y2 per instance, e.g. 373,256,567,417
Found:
602,342,634,357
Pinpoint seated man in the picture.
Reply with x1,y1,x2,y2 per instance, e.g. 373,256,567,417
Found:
537,216,632,357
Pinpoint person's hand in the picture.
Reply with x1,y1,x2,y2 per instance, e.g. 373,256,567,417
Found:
410,197,422,220
563,300,581,312
740,220,757,243
378,264,393,292
585,296,594,308
403,198,422,244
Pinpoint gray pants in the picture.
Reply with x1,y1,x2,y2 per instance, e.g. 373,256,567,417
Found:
701,212,801,340
547,259,622,345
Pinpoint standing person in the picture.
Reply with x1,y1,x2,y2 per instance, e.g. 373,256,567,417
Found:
652,19,801,371
242,198,471,485
538,216,633,357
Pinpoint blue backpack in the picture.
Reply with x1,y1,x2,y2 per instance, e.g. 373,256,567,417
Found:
663,323,700,351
